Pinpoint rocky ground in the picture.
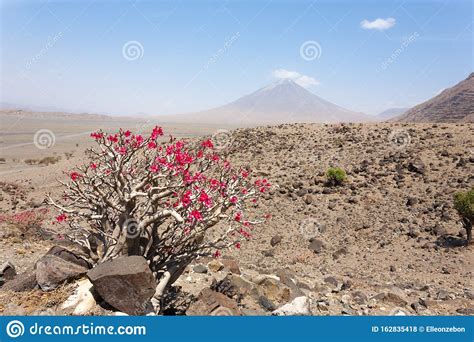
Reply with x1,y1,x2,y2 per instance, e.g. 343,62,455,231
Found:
0,122,473,316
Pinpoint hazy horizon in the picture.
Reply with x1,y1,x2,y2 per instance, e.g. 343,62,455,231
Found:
1,0,472,117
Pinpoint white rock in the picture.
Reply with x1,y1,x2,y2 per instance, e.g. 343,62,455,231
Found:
390,307,410,316
61,279,97,315
272,296,312,316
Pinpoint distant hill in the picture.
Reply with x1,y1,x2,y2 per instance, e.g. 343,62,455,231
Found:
396,73,474,123
376,107,409,120
0,109,112,121
168,79,372,124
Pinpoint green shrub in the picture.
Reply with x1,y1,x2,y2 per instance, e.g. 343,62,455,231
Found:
454,188,473,242
326,167,347,186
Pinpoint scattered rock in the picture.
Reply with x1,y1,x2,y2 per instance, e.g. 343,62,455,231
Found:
207,260,224,273
436,289,450,301
87,256,156,315
258,296,276,311
0,261,16,282
373,286,408,306
186,288,241,316
257,277,291,304
35,255,88,291
275,269,305,299
390,307,410,316
456,307,474,315
0,267,37,292
221,258,241,275
270,235,282,247
309,239,325,254
407,159,426,174
352,290,368,305
45,246,91,269
332,247,348,260
272,296,311,316
193,264,208,274
324,276,339,289
211,274,254,299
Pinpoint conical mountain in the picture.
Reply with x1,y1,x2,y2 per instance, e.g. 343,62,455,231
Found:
171,79,371,124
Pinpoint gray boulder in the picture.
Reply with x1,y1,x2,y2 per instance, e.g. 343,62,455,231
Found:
36,255,88,291
87,256,156,315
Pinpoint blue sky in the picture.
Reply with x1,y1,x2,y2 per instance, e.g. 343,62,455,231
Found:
1,0,472,116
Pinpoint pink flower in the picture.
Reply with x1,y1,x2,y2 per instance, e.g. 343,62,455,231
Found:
235,242,241,249
189,209,202,222
209,179,219,189
181,191,192,207
213,250,221,258
56,213,67,223
90,163,97,170
135,135,144,145
230,196,237,204
234,212,242,222
150,164,159,173
90,132,103,140
107,134,119,143
148,141,157,149
239,228,251,238
198,191,212,207
201,139,214,149
124,130,132,137
70,172,81,181
117,146,127,155
151,126,164,139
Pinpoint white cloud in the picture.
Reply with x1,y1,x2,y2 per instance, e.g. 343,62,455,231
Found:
361,17,396,31
272,69,320,88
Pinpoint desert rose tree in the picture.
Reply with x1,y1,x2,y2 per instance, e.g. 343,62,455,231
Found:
48,126,269,312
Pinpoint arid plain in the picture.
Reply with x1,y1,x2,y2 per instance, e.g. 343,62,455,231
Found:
0,110,472,316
